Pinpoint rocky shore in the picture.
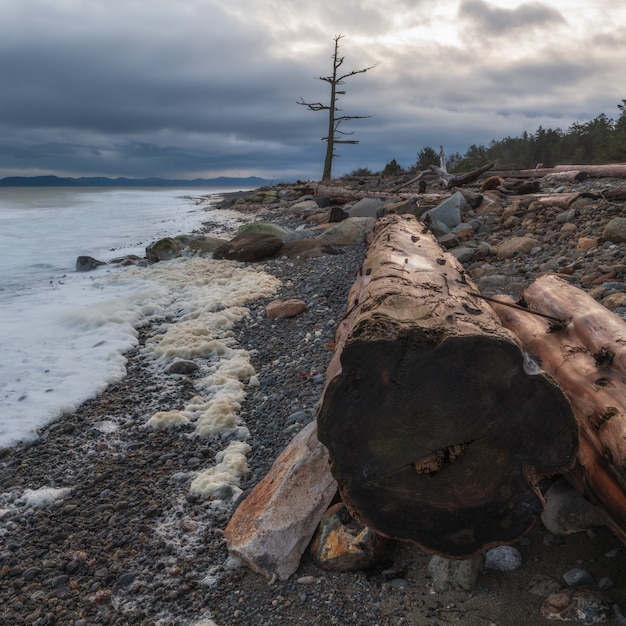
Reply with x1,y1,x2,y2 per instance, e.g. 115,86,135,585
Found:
2,172,626,625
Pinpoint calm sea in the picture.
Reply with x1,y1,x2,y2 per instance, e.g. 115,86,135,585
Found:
0,186,248,448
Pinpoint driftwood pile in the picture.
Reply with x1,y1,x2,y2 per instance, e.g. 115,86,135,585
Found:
225,165,626,582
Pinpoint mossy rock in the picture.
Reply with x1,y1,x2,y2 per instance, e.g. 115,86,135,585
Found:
188,237,228,255
237,222,290,241
146,237,187,262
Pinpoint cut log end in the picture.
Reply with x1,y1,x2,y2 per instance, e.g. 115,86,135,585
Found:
317,333,578,557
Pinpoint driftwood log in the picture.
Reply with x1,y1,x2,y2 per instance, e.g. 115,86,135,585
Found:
490,275,626,545
316,214,578,557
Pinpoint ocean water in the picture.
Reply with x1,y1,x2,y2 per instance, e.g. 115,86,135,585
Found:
0,186,257,448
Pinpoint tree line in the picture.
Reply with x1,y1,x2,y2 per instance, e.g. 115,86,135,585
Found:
364,101,626,179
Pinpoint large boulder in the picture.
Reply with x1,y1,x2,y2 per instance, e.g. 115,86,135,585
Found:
213,232,283,262
237,222,292,241
348,197,384,218
422,191,466,230
318,217,375,246
146,237,187,262
224,422,337,581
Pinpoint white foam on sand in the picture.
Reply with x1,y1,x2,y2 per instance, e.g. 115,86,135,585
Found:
119,256,278,503
20,486,73,507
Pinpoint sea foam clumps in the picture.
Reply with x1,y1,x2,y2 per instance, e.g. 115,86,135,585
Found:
120,255,279,501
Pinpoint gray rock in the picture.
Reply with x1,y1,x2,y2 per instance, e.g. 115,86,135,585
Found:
76,255,106,272
237,222,292,241
449,246,475,263
484,545,522,572
167,360,199,375
603,217,626,243
318,218,375,246
348,197,384,218
541,478,606,535
563,567,594,587
422,191,466,229
428,554,483,592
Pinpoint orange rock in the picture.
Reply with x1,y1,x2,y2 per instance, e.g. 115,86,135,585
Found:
577,237,598,251
224,422,337,581
266,299,307,318
309,503,387,571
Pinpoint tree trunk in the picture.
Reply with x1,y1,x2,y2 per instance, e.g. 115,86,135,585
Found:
316,214,578,558
490,275,626,545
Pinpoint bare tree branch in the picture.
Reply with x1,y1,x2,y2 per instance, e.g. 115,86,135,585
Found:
297,34,378,181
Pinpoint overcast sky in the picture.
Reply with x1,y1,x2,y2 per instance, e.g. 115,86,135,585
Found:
1,0,624,181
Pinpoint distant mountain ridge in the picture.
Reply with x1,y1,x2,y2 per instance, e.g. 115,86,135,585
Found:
0,175,274,187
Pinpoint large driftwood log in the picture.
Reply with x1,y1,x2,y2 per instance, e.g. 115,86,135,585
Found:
489,163,626,179
316,214,578,557
490,275,626,545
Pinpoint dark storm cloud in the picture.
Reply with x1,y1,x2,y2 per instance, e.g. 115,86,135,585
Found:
0,1,624,180
458,0,565,35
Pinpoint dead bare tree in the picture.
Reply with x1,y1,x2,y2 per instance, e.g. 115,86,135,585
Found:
298,34,378,182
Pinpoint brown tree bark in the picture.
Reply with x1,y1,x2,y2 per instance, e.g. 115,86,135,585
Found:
316,214,578,557
490,275,626,545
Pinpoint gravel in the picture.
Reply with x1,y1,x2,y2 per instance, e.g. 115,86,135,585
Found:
2,180,626,625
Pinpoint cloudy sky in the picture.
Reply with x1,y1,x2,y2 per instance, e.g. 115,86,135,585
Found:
1,0,624,181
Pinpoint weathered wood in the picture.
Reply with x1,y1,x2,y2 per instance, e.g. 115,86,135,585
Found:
316,214,578,557
489,163,626,179
397,162,494,192
491,275,626,545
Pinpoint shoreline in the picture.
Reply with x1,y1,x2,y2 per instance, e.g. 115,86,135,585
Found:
2,178,626,625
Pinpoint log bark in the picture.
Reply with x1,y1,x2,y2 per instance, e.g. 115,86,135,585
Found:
316,214,578,557
490,275,626,545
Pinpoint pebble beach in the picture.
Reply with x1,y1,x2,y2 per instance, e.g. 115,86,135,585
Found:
3,175,626,625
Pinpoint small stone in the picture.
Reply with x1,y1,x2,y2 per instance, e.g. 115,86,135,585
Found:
118,572,136,587
167,360,199,375
598,577,614,591
266,299,307,319
577,237,598,251
428,554,483,592
484,546,522,572
563,567,594,587
541,590,610,623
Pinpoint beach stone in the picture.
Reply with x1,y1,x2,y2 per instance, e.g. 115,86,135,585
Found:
428,554,483,592
309,502,387,571
602,217,626,243
187,236,227,255
167,360,199,375
422,192,466,229
577,237,598,251
382,197,425,218
237,222,291,241
484,546,522,572
224,421,337,581
266,299,307,319
278,239,341,259
496,236,540,259
449,246,476,263
290,200,319,214
541,478,606,535
602,293,626,310
437,233,460,249
212,232,283,262
541,590,610,623
328,206,349,222
318,218,375,246
563,568,594,587
146,236,186,262
76,255,106,272
348,197,384,218
475,191,504,216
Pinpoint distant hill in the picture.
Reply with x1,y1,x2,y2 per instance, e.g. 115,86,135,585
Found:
0,175,275,188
